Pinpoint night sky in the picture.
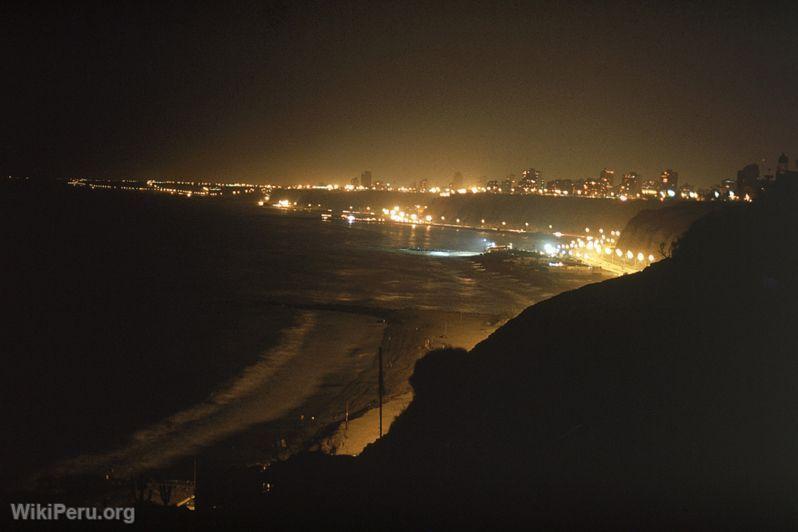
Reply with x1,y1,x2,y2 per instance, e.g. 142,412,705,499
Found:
3,1,797,186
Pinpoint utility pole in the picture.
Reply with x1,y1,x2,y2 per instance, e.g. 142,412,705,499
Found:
378,346,384,438
192,456,197,509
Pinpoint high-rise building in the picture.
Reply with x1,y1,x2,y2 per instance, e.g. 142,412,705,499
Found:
501,174,516,193
659,169,678,192
418,178,429,192
520,168,541,180
351,176,359,187
619,172,641,196
641,179,659,197
582,176,605,196
360,170,373,188
599,168,615,187
518,168,542,193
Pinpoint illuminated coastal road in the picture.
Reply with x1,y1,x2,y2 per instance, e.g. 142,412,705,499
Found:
577,253,642,276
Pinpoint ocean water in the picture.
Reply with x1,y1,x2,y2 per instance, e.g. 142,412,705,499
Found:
1,185,599,487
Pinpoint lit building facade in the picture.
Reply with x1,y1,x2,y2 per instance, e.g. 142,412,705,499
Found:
360,170,373,188
619,172,641,197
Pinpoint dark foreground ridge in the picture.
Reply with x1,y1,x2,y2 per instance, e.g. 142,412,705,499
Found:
206,177,796,530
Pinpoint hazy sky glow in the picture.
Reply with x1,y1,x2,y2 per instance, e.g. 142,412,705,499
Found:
3,1,797,186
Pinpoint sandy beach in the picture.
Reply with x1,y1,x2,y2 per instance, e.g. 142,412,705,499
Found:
183,305,504,469
40,301,506,495
45,308,384,479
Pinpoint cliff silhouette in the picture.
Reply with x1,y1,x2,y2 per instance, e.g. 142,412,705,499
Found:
616,201,717,259
212,179,798,528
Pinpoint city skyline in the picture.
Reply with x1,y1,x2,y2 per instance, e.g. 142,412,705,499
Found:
299,153,797,190
54,152,795,192
3,2,797,187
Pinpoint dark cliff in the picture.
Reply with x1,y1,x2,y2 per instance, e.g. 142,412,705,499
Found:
616,201,718,259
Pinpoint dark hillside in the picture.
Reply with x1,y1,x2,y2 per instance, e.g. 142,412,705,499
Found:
616,201,717,259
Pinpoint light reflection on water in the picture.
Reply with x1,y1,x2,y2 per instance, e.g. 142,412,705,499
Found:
347,220,548,254
238,211,552,316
